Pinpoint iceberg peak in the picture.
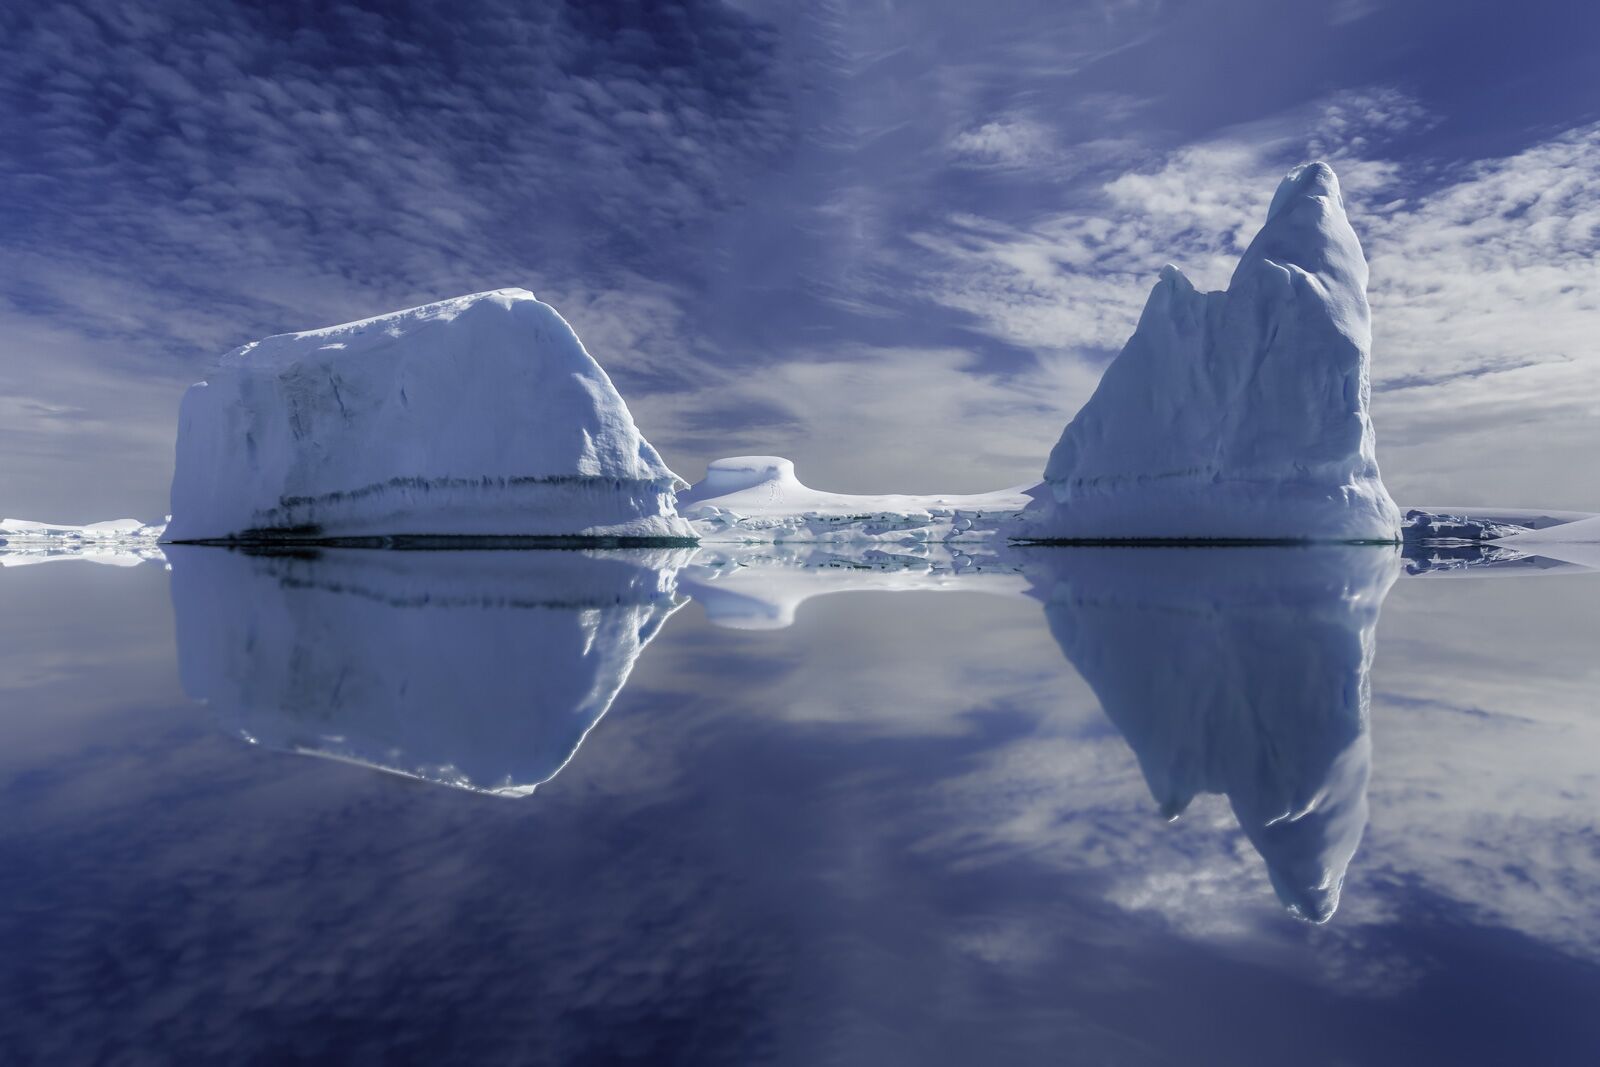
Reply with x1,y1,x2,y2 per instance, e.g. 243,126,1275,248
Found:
1026,161,1400,542
1265,160,1341,222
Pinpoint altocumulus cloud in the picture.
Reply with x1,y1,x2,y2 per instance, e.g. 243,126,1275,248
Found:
0,1,1597,517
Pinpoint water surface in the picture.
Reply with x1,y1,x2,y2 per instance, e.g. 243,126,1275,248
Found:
2,545,1597,1065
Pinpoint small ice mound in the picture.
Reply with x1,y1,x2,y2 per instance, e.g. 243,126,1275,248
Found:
167,288,693,543
677,456,801,507
1025,161,1401,543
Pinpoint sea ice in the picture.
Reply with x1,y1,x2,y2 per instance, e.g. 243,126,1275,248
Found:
1025,163,1401,542
166,289,693,542
680,456,1030,543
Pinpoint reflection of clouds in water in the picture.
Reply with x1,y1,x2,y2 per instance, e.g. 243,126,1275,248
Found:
1362,570,1600,961
165,542,1600,944
5,545,1600,1060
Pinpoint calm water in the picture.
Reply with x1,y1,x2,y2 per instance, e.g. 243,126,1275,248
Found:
2,544,1597,1065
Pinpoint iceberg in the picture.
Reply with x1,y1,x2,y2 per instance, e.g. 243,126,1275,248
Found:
1026,163,1401,542
680,456,1029,543
166,289,693,543
169,546,689,795
1027,545,1399,921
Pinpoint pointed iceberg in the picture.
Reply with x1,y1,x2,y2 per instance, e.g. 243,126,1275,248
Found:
1028,545,1399,921
169,546,689,794
1027,163,1401,542
167,289,693,542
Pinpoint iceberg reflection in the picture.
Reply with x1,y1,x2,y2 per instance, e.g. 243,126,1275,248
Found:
1025,546,1400,921
169,541,1404,920
168,546,689,795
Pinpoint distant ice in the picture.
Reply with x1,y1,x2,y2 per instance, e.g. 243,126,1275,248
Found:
1025,163,1401,542
680,456,1030,544
166,288,693,543
0,516,167,567
1492,514,1600,569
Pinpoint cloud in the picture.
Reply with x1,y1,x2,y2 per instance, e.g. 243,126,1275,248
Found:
905,97,1600,507
1,2,1596,518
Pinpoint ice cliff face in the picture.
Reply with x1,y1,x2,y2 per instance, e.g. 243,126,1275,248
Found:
166,289,692,542
1027,162,1401,542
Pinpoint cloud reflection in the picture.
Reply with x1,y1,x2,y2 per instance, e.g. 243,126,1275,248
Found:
169,542,1414,921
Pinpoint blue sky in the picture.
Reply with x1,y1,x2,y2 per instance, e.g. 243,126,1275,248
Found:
3,0,1598,520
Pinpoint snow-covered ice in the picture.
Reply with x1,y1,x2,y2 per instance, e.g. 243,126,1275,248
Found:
166,289,693,543
680,456,1030,543
1028,545,1399,921
1025,163,1401,543
169,546,689,795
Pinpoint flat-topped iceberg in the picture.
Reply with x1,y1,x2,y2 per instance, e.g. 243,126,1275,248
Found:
1026,162,1401,542
166,289,693,543
680,455,1030,543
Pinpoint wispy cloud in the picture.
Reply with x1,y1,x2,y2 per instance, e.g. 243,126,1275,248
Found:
906,98,1600,508
1,2,1596,516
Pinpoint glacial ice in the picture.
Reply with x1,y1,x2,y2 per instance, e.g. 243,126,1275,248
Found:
680,456,1030,543
1025,163,1402,543
169,546,689,795
166,289,693,543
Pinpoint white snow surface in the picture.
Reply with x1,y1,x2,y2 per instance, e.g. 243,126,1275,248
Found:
0,516,165,539
1495,513,1600,543
1492,514,1600,569
679,456,1031,543
1026,162,1401,542
166,288,693,542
